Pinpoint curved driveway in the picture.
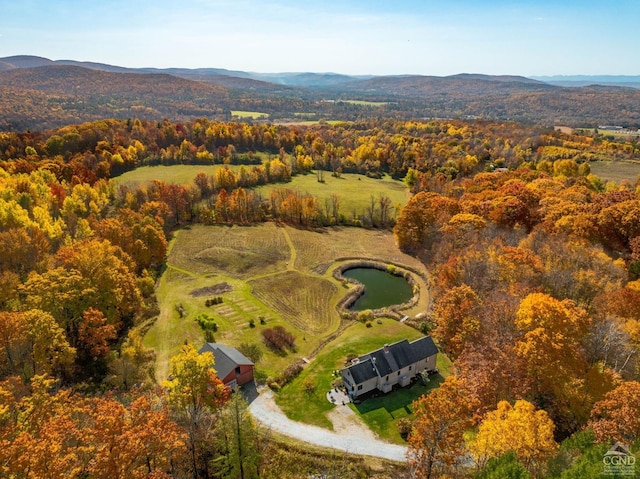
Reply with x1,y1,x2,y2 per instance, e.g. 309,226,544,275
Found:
248,389,408,462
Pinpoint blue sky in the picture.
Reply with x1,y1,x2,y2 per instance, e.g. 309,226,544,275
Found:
1,0,638,76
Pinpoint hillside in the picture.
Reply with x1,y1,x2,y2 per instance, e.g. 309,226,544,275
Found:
0,65,230,130
2,56,640,130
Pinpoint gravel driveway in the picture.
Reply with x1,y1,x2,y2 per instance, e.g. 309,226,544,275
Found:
248,389,408,462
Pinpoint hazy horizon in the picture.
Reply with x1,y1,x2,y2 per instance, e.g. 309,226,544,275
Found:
1,1,639,77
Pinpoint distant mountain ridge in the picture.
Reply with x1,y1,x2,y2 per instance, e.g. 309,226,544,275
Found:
0,55,540,88
2,55,640,131
2,55,638,89
532,75,640,88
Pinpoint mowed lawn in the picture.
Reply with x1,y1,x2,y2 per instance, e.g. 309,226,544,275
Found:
275,319,425,430
349,353,452,443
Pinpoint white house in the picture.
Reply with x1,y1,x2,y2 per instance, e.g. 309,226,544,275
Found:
341,336,438,399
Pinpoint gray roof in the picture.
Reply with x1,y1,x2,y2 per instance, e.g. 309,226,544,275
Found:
343,336,437,383
348,357,378,384
199,343,253,380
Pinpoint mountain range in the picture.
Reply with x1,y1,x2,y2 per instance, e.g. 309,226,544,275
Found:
1,55,640,131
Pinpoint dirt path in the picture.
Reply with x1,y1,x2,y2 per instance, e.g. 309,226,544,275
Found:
281,227,297,271
248,389,408,462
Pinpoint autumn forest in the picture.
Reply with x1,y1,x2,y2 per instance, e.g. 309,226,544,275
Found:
1,113,640,479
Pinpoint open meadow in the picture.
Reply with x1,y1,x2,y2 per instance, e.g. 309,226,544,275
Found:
113,164,410,220
230,110,269,119
589,160,640,184
254,172,410,220
143,223,431,385
113,164,245,187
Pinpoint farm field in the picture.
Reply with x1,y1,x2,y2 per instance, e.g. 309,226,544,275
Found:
143,223,430,383
230,110,269,119
589,160,640,183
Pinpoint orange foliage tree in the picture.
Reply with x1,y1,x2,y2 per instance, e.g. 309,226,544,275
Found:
407,376,478,479
589,381,640,444
432,284,482,359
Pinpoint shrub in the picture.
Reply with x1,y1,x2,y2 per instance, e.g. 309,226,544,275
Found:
279,362,303,386
261,326,296,353
259,316,266,325
237,342,263,363
195,313,218,332
419,320,433,335
253,368,268,385
365,321,372,328
175,303,187,318
205,296,224,307
303,378,316,394
249,319,256,328
397,418,413,439
268,381,281,392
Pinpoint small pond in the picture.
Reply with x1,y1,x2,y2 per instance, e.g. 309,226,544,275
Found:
342,267,414,311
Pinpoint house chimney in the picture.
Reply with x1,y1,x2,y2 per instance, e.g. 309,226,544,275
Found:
383,344,390,353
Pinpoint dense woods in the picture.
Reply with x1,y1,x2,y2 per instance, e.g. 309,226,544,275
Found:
0,116,639,477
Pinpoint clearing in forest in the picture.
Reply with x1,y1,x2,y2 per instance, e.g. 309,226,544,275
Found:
143,223,430,383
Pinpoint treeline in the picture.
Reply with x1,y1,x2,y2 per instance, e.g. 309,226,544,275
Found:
3,118,638,183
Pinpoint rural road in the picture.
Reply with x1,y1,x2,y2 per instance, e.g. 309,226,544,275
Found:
248,389,408,462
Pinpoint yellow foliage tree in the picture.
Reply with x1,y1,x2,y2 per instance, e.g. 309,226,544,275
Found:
163,344,229,479
470,400,558,476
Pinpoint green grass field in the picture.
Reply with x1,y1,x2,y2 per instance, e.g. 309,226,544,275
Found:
113,164,245,187
231,110,269,119
113,164,410,219
275,319,425,430
254,172,410,220
143,223,430,383
349,353,452,443
589,160,640,184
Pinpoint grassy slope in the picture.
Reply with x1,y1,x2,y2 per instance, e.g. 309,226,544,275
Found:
588,160,640,183
143,224,430,382
254,172,410,219
113,164,410,217
113,164,245,186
